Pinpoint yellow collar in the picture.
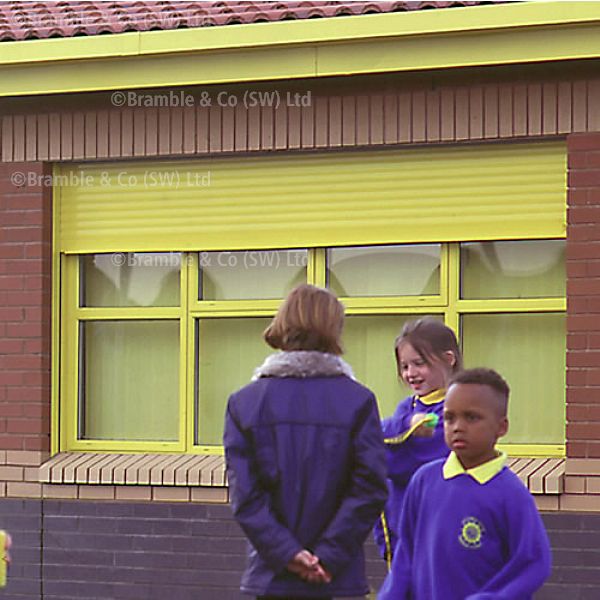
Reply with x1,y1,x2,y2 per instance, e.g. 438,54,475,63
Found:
443,451,507,484
417,388,446,405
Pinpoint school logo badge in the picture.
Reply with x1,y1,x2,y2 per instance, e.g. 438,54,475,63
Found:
459,517,485,549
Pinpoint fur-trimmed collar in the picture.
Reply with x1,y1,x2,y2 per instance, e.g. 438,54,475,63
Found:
252,351,355,381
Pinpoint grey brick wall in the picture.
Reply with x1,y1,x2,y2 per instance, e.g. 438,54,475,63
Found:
537,513,600,600
0,499,42,600
0,500,599,599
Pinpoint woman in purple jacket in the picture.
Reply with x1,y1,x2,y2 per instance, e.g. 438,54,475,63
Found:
224,284,388,599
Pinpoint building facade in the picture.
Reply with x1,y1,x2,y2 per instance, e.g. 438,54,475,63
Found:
1,1,600,598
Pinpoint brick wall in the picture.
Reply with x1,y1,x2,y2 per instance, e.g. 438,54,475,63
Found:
567,132,600,459
0,500,598,599
0,163,52,461
0,499,42,600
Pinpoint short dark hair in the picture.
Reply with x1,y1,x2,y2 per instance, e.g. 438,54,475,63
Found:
264,284,345,355
394,317,463,375
448,367,510,415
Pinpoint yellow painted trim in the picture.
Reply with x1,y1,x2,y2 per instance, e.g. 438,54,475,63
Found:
66,440,183,452
178,253,190,450
187,253,198,450
61,255,79,451
456,298,566,313
345,306,445,316
74,307,182,320
308,248,327,288
190,299,282,315
51,171,61,456
341,296,445,310
445,243,460,335
1,3,600,95
1,2,599,64
499,444,565,458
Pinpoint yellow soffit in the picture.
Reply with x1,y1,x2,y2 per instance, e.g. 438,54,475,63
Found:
0,1,600,96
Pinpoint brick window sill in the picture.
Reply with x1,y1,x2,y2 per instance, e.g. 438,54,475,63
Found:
39,453,227,487
39,453,563,494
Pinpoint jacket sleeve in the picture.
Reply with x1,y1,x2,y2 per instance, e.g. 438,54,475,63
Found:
312,394,388,575
466,488,552,600
223,398,303,573
377,471,421,600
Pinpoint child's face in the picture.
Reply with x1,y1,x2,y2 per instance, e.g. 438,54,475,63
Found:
443,383,508,470
397,342,451,397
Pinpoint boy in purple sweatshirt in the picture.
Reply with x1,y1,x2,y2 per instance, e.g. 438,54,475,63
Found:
379,368,551,600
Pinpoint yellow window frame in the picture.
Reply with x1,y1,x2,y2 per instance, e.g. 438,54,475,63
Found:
54,243,566,457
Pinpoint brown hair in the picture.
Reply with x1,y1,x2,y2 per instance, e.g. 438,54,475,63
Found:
264,284,345,354
394,317,462,376
448,367,510,416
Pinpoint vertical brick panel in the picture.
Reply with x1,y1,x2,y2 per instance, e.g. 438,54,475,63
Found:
567,133,600,459
84,112,97,159
468,86,483,140
370,94,384,145
383,94,398,144
182,106,196,155
170,107,184,155
542,81,558,135
221,105,234,153
197,106,210,154
37,115,49,162
355,95,370,146
72,113,85,160
261,104,274,150
329,96,342,147
398,90,412,142
483,83,499,138
96,110,110,159
425,88,441,142
0,162,52,453
1,115,14,162
133,110,146,157
411,90,426,143
274,100,288,150
313,96,328,148
209,104,222,153
341,96,356,146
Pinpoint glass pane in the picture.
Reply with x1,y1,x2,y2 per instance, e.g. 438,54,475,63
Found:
80,320,179,441
343,314,444,418
199,250,307,300
461,240,565,299
327,245,440,297
196,317,273,445
461,313,565,444
81,253,180,307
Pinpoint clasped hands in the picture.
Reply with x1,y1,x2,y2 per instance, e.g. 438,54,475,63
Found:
287,549,332,584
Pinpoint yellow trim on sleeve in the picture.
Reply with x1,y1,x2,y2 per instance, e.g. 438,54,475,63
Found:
443,451,507,484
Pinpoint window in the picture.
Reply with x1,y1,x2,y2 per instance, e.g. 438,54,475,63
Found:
60,241,565,456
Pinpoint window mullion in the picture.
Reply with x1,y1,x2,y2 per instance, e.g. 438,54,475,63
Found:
445,242,460,335
307,248,326,287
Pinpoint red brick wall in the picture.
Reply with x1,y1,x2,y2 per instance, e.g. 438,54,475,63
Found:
0,162,52,452
567,133,600,459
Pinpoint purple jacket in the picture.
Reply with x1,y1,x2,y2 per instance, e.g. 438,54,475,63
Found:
223,351,388,597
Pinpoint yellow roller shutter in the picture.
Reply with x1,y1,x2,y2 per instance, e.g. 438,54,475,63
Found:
57,141,566,253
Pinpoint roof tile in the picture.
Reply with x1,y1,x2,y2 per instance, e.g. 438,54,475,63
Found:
0,1,503,42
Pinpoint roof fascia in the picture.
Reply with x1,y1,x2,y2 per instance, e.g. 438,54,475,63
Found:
0,1,599,96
